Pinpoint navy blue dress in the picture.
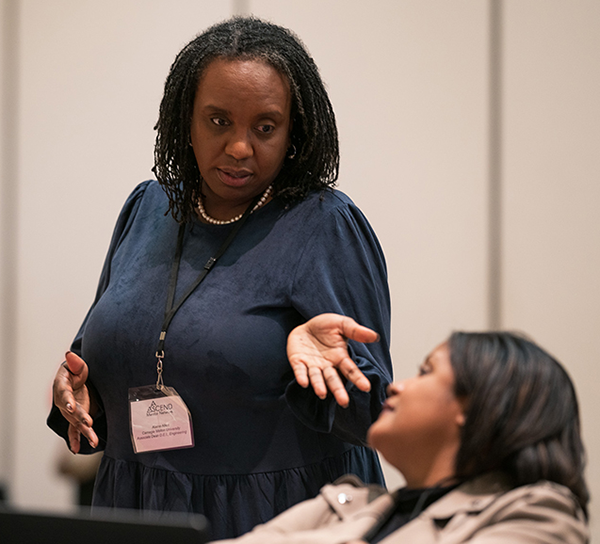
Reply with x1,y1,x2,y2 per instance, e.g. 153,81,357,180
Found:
48,180,393,539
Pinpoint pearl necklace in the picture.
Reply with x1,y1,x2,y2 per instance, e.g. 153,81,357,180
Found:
197,185,274,225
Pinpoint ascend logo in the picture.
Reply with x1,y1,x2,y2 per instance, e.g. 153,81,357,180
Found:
146,400,174,416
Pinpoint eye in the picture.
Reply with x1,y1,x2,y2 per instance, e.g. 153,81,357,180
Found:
418,364,431,377
211,117,229,127
256,124,275,135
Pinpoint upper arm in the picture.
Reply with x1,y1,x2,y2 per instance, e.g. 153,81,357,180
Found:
290,201,392,377
285,201,393,441
70,180,150,353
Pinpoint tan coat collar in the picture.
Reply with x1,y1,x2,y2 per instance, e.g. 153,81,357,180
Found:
412,473,511,520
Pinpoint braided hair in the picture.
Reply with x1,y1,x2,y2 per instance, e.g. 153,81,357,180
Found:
153,16,339,223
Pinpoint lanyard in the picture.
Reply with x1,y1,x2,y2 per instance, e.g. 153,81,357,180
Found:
154,195,260,389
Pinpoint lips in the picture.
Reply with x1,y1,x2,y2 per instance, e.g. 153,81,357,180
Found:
380,401,395,414
217,167,253,188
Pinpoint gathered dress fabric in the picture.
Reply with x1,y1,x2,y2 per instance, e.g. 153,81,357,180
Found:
47,180,393,540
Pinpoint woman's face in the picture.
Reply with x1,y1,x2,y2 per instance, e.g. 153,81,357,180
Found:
190,57,292,219
367,342,465,484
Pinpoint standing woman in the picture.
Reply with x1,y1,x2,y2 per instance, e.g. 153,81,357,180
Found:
48,17,392,539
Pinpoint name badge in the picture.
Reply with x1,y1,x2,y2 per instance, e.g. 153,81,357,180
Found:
129,385,194,453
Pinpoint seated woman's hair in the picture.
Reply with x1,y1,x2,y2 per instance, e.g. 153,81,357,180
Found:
448,332,588,516
153,16,339,223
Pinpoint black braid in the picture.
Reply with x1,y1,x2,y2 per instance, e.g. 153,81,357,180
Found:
153,16,339,224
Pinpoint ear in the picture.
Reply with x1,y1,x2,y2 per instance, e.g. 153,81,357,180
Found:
455,396,468,427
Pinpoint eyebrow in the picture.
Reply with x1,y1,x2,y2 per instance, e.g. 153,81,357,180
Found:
421,356,433,369
201,104,286,120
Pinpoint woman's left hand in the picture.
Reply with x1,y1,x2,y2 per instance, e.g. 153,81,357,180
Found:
287,314,379,407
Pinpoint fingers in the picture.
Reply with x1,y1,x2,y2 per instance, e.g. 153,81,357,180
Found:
337,358,371,392
53,363,76,411
54,353,89,406
339,317,379,344
308,360,371,407
68,424,81,454
303,313,379,344
62,397,94,434
67,423,97,452
291,355,351,405
321,367,350,408
299,363,371,407
307,366,357,408
73,401,94,428
65,351,88,380
53,352,97,448
307,366,328,399
67,416,99,452
81,425,99,449
290,359,310,388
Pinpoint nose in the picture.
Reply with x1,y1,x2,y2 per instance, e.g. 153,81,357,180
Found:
386,381,405,397
225,129,253,161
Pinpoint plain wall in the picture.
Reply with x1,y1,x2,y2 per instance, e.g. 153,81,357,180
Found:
502,0,600,515
0,0,597,538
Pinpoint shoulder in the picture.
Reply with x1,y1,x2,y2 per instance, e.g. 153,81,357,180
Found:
490,480,587,521
279,189,376,240
441,475,585,518
106,180,170,248
125,179,167,208
423,476,588,544
481,481,588,543
315,188,356,207
116,180,170,223
280,189,359,217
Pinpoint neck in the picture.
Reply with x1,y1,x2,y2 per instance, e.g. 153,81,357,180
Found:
197,185,273,225
394,444,459,490
201,199,247,221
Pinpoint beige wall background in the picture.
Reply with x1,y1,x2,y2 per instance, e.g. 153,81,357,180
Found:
0,0,598,538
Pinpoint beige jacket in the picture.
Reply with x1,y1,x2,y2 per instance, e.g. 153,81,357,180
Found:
219,474,588,544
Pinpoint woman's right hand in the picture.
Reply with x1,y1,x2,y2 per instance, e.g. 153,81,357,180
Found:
52,351,98,453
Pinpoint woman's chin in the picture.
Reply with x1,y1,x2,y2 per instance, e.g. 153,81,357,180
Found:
366,420,385,451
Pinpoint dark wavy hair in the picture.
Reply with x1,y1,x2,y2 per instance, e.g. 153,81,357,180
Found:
153,16,339,223
448,332,589,516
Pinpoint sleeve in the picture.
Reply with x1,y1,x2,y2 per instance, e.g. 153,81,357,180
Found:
46,180,151,453
215,482,377,544
285,198,393,446
218,491,341,544
448,485,589,544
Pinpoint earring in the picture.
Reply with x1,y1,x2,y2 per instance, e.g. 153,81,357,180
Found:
287,144,297,160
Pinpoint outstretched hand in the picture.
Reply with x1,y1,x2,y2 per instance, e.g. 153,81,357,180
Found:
287,314,380,408
52,351,98,453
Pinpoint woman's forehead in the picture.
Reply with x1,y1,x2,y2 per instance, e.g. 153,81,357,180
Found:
427,341,450,364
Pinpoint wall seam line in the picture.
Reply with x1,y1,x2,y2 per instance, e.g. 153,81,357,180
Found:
488,0,503,329
0,0,19,498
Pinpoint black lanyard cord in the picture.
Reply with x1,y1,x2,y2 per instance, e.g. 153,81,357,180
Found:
155,193,261,357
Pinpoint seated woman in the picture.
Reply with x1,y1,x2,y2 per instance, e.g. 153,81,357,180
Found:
217,314,589,543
